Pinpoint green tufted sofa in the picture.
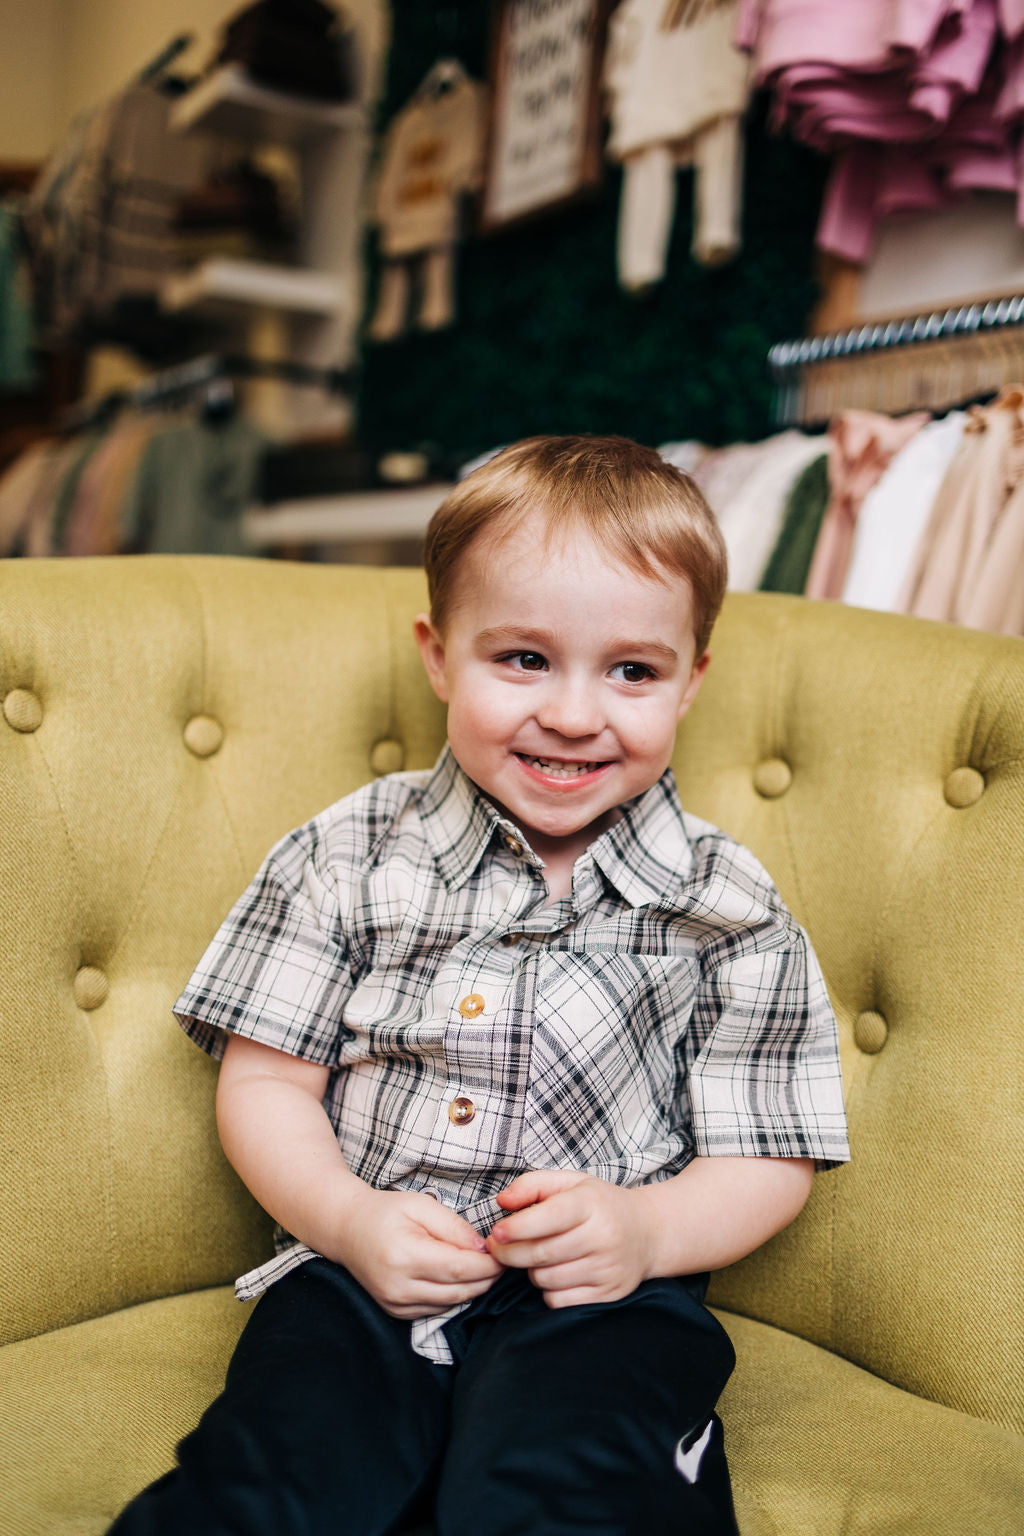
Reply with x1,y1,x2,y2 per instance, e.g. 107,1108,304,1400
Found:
1,555,1022,1536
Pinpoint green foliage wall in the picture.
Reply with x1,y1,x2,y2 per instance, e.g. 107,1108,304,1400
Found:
357,2,827,470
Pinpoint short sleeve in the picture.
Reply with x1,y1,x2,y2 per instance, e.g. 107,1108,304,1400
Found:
687,918,850,1172
174,826,353,1066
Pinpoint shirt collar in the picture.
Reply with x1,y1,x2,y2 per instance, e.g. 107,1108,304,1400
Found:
587,769,695,908
419,746,693,903
418,745,545,889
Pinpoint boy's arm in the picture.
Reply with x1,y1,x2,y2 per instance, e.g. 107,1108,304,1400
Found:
216,1034,501,1317
486,1155,813,1308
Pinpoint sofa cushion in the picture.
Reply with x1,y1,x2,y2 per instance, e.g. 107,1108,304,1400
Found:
0,1286,250,1535
716,1311,1024,1535
3,1292,1019,1536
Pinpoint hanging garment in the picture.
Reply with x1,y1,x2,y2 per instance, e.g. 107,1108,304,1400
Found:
603,0,751,287
841,410,968,612
23,82,209,343
62,416,160,556
690,437,769,515
758,452,831,594
737,0,1024,260
804,409,930,601
119,414,269,555
959,452,1024,633
0,202,36,392
900,387,1024,626
368,63,487,340
0,440,56,555
713,429,828,589
657,440,710,474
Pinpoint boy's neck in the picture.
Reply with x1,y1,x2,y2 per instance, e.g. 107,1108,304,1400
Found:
523,808,622,904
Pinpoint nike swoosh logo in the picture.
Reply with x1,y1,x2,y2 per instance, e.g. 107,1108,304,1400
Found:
674,1418,714,1483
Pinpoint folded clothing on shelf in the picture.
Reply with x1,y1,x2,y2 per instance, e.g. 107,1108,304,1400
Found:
173,159,297,263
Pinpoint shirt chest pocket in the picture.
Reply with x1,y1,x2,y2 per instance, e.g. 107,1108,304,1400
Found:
523,949,697,1169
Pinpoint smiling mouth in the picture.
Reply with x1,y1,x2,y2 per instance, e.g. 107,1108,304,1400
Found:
517,754,607,779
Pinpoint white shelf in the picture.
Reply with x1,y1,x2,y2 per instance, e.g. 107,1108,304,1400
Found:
171,64,365,146
161,258,345,316
243,486,457,547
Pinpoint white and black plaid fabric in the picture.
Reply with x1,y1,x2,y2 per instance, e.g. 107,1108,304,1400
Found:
176,746,849,1361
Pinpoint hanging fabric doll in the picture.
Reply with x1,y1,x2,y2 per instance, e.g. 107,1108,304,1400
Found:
367,58,487,342
604,0,751,291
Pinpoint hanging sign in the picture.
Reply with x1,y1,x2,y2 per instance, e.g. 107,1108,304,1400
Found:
480,0,608,232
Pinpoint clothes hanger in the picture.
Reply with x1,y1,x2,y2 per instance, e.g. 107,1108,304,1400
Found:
415,57,469,101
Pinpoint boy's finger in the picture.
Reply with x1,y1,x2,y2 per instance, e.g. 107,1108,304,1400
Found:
486,1223,589,1271
489,1188,585,1246
413,1240,503,1283
496,1168,584,1211
414,1196,490,1251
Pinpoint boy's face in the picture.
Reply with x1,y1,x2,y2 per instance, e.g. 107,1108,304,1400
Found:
414,515,709,864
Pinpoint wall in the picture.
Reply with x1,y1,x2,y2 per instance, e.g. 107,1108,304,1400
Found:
0,0,62,161
0,0,389,161
357,4,829,465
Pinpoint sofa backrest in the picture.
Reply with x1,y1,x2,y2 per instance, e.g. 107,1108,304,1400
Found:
1,556,1020,1437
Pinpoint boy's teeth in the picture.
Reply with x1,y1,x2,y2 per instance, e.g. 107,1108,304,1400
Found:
530,757,594,778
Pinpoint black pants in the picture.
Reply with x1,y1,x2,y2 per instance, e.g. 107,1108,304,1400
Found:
108,1260,739,1536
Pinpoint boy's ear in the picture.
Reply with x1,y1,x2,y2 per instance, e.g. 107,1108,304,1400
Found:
413,613,450,703
677,649,711,721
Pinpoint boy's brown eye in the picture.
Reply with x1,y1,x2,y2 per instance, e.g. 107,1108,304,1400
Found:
519,652,546,671
618,662,652,683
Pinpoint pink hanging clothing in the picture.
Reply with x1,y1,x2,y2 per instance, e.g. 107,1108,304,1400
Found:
804,409,930,601
736,0,1024,260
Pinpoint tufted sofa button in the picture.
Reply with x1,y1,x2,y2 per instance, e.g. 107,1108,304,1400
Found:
183,715,224,758
753,758,793,798
3,688,43,733
370,738,404,776
944,767,984,808
854,1010,888,1054
74,966,109,1011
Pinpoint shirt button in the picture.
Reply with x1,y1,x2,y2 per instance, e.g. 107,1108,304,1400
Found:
458,993,485,1018
503,834,524,856
448,1096,476,1126
501,932,522,946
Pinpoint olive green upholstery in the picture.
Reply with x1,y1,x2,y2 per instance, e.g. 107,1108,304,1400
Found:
1,555,1021,1535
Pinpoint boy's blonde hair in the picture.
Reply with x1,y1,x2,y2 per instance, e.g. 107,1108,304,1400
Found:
423,435,728,657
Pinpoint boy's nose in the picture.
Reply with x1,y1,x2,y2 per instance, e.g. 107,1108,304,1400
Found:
536,680,605,738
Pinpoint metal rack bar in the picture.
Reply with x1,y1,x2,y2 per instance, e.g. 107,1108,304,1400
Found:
61,353,358,431
769,296,1024,375
768,296,1024,424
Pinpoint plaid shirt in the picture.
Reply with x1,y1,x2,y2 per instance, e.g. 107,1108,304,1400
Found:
176,746,849,1361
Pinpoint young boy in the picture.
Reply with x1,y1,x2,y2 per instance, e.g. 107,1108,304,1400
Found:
110,436,849,1536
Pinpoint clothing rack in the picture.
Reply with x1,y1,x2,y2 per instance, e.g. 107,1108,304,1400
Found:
769,296,1024,425
61,353,359,433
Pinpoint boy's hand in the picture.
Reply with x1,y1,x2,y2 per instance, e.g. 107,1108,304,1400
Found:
337,1185,503,1320
485,1170,657,1308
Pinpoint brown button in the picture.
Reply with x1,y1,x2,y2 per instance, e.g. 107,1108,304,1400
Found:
753,758,792,798
3,688,43,733
448,1096,476,1126
74,966,109,1011
370,738,404,776
458,993,485,1018
503,834,525,856
944,767,984,808
183,715,224,758
853,1010,888,1054
501,933,523,946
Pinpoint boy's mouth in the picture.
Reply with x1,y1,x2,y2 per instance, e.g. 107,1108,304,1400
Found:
517,754,606,779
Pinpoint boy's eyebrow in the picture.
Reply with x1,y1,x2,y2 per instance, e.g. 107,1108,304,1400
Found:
475,625,680,664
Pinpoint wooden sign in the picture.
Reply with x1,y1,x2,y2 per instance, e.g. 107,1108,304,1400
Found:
480,0,609,232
